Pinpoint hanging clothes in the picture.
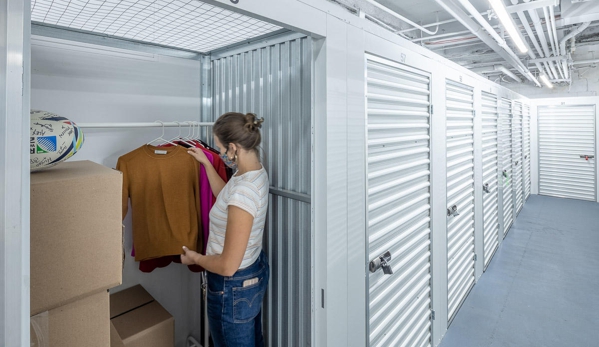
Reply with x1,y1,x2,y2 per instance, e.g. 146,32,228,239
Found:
134,140,229,273
117,144,202,261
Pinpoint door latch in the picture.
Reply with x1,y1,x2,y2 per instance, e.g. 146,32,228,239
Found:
515,160,519,166
503,170,508,178
447,205,459,217
369,251,393,275
580,155,595,160
483,183,490,194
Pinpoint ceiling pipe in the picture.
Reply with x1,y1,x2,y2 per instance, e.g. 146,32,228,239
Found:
471,64,523,82
543,6,565,79
512,3,552,79
559,22,592,78
526,4,560,79
572,58,599,65
548,7,564,74
363,0,440,35
434,0,541,86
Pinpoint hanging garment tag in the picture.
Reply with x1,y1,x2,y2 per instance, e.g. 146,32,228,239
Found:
155,150,168,155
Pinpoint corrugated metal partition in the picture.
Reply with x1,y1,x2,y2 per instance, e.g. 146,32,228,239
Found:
366,55,432,347
512,102,524,215
481,92,499,269
538,105,597,201
445,80,475,322
499,98,514,235
211,36,312,347
523,104,531,201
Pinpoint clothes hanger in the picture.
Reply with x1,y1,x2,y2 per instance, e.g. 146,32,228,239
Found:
176,121,196,147
147,121,178,147
166,121,194,147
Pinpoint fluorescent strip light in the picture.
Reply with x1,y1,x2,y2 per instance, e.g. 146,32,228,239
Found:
539,74,553,88
488,0,528,53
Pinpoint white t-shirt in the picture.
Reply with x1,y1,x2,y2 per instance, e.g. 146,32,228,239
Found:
206,166,269,269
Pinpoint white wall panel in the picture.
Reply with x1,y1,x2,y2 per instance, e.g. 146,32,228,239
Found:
366,55,432,347
481,92,499,269
445,80,475,322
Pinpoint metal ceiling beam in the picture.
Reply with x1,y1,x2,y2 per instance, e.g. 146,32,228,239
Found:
507,0,559,14
528,55,568,63
434,0,540,86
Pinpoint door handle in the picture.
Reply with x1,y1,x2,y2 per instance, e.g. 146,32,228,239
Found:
580,155,595,160
483,183,490,194
369,251,393,275
447,205,459,217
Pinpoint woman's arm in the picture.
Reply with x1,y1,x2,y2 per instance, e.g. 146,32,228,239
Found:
188,147,226,198
181,206,253,276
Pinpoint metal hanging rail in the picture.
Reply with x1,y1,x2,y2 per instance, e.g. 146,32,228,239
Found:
77,121,214,128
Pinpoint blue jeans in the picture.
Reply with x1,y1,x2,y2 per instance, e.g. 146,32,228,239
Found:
207,251,269,347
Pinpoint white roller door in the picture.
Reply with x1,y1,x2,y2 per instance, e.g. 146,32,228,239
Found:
446,80,475,322
538,105,596,201
499,98,514,235
366,55,432,347
481,92,499,269
523,104,531,201
512,102,524,215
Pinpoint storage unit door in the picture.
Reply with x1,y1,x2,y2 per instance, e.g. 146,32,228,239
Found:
523,104,532,201
499,98,514,235
538,105,596,201
512,102,524,215
366,55,432,347
481,92,499,269
446,80,475,322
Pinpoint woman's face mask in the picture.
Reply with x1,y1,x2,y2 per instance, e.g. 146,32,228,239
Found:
220,147,237,171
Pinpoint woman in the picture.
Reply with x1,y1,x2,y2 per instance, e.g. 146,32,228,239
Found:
181,112,269,347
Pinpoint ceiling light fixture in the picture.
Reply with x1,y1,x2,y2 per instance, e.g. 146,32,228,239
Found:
488,0,528,53
539,74,553,88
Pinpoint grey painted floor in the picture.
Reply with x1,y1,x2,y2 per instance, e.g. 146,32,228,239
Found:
439,195,599,347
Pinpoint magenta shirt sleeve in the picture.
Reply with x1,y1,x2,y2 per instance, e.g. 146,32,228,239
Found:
199,148,214,254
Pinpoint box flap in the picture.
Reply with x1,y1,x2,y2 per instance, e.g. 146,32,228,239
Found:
31,160,121,184
110,321,126,347
110,285,154,319
111,301,173,341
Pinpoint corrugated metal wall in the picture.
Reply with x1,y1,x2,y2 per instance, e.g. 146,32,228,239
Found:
523,104,531,201
481,92,499,269
499,98,514,235
211,36,312,347
538,105,596,201
366,56,433,347
512,102,524,215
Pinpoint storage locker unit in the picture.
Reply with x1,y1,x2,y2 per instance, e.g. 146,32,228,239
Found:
481,92,500,269
445,80,475,323
499,98,514,236
512,102,524,216
523,104,532,201
366,56,433,347
211,37,313,347
538,105,597,201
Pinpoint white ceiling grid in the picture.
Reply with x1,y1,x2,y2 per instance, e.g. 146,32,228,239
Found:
31,0,282,53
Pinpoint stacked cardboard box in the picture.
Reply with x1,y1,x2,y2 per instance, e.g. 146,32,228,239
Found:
30,161,123,347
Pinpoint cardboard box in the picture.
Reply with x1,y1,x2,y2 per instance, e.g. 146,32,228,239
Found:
30,290,110,347
110,285,174,347
31,160,123,316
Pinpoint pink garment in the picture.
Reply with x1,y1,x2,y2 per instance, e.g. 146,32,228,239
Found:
199,148,214,254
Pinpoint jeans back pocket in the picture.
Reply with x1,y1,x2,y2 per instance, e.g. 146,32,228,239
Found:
232,275,266,323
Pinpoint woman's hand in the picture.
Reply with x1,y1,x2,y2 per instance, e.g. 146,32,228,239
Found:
181,246,200,266
188,147,210,166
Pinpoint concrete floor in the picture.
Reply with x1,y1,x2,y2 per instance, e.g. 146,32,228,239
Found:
439,195,599,347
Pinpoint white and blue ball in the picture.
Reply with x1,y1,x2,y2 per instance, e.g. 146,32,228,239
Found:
30,110,84,172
